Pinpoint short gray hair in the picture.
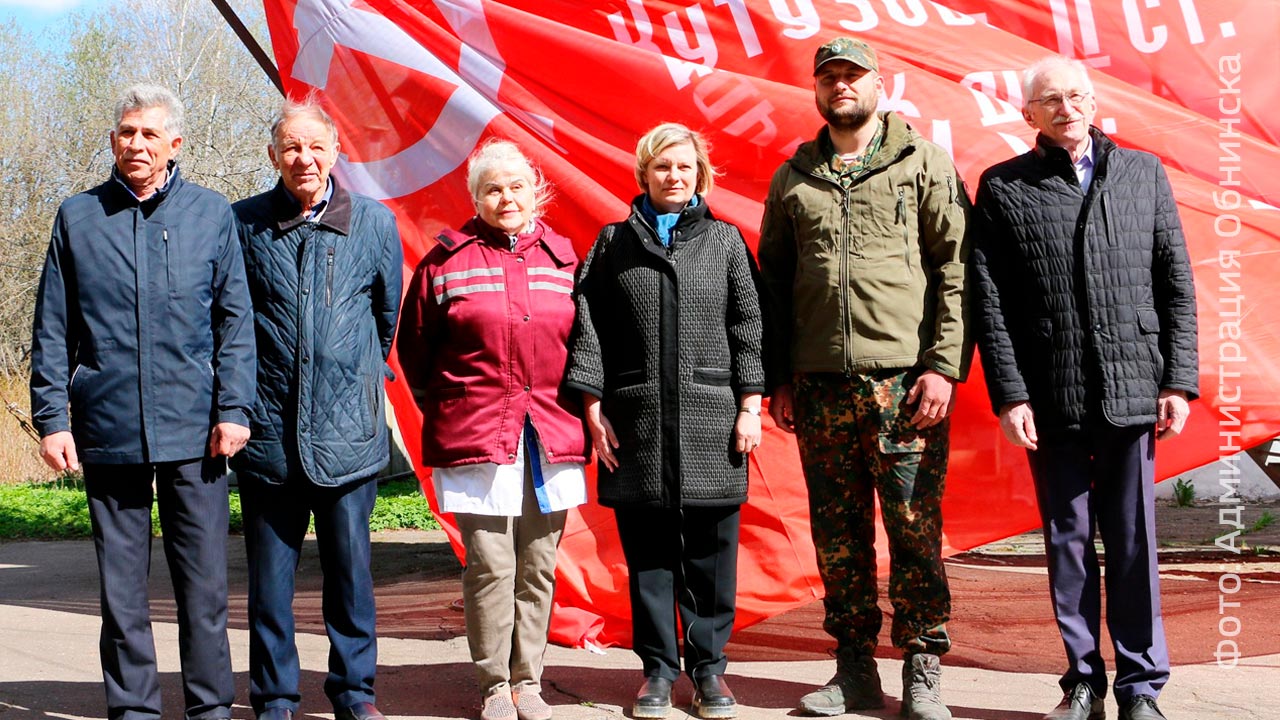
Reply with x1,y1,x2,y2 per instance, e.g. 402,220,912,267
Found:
270,96,339,149
1021,56,1094,109
114,84,184,136
465,140,552,216
634,122,717,196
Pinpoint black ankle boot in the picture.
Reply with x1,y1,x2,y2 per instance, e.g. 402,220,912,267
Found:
692,675,737,719
633,676,673,719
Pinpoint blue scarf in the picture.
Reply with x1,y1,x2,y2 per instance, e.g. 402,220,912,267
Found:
641,194,699,248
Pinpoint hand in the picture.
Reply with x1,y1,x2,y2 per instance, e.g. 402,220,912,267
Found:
208,422,250,457
998,401,1038,450
1156,389,1191,440
583,394,619,471
39,431,80,472
907,370,956,429
734,393,763,454
769,384,796,434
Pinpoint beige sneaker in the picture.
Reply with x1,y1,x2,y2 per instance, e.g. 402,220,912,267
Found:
482,691,518,720
514,689,553,720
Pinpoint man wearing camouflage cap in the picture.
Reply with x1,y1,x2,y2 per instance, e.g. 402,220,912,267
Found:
758,37,971,720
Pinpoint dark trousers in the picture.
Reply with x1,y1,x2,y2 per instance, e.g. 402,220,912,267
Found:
793,371,951,661
83,459,234,720
614,505,740,682
1026,425,1169,703
240,475,379,713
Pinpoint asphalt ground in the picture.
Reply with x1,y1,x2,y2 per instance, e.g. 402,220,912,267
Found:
0,506,1276,720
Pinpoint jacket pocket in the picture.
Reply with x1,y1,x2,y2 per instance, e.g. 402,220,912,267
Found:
1137,307,1160,334
432,384,467,402
691,367,731,386
613,369,645,389
877,432,925,455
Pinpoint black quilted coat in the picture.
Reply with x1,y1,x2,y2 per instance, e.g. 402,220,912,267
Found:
971,128,1198,432
567,197,766,508
232,179,403,486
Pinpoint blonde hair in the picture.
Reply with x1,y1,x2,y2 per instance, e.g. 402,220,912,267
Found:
634,123,716,197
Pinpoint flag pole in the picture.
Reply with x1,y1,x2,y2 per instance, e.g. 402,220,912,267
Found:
209,0,284,95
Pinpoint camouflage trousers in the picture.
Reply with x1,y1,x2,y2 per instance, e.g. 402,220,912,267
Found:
793,370,952,661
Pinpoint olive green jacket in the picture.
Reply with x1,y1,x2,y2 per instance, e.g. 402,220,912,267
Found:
758,112,972,383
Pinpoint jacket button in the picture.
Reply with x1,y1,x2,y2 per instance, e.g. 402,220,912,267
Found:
302,355,310,363
302,287,309,295
1093,323,1102,332
508,452,516,460
516,256,524,263
523,315,530,322
524,385,531,392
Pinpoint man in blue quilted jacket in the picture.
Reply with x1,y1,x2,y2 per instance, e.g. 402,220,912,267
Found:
232,99,403,720
972,57,1198,720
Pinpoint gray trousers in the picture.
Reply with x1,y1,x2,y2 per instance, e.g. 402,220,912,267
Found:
454,466,566,697
1027,425,1169,704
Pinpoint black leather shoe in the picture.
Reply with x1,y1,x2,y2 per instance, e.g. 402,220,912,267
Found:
633,676,673,719
256,709,293,720
692,675,737,719
1120,695,1167,720
1044,683,1105,720
335,702,387,720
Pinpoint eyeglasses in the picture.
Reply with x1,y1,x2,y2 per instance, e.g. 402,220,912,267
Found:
1030,91,1091,111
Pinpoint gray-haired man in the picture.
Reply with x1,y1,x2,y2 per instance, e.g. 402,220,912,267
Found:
30,84,255,720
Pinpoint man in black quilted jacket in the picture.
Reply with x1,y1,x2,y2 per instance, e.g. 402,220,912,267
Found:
972,56,1198,720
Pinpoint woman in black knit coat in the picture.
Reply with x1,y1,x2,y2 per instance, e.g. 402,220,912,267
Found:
566,123,766,720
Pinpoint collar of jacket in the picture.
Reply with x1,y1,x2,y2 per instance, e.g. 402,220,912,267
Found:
435,216,578,266
1032,125,1117,185
626,193,715,246
106,160,183,208
272,176,353,234
790,111,917,178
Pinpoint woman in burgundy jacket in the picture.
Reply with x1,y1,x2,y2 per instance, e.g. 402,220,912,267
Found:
397,140,588,720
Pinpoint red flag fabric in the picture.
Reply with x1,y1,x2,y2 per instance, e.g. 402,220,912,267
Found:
260,0,1280,648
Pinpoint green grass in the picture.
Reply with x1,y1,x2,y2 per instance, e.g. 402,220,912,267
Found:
0,475,436,540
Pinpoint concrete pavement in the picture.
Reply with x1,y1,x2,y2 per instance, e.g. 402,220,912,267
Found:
0,533,1275,720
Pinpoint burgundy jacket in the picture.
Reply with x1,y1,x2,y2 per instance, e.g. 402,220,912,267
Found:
397,217,588,467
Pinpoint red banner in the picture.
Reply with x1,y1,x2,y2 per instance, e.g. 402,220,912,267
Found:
260,0,1280,648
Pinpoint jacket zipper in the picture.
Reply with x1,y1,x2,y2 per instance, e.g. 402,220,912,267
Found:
163,228,173,293
325,246,335,307
1100,191,1116,247
840,190,852,376
896,187,910,265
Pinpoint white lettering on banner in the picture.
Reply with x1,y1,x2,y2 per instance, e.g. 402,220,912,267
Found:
692,73,780,145
769,0,821,39
608,0,713,89
1050,0,1110,67
1123,0,1207,54
961,71,1024,127
878,72,920,117
930,119,953,159
662,5,719,74
835,0,878,32
997,131,1033,156
714,0,764,57
291,0,499,200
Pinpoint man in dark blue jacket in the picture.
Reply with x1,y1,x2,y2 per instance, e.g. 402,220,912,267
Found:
29,84,255,720
972,57,1198,720
232,99,402,720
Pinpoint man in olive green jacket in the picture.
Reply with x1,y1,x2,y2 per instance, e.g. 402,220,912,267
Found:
758,37,970,720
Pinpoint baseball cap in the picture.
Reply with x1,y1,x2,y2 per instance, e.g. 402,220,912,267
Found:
813,37,879,74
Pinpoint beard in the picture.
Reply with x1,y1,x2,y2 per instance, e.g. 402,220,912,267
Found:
818,94,877,131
